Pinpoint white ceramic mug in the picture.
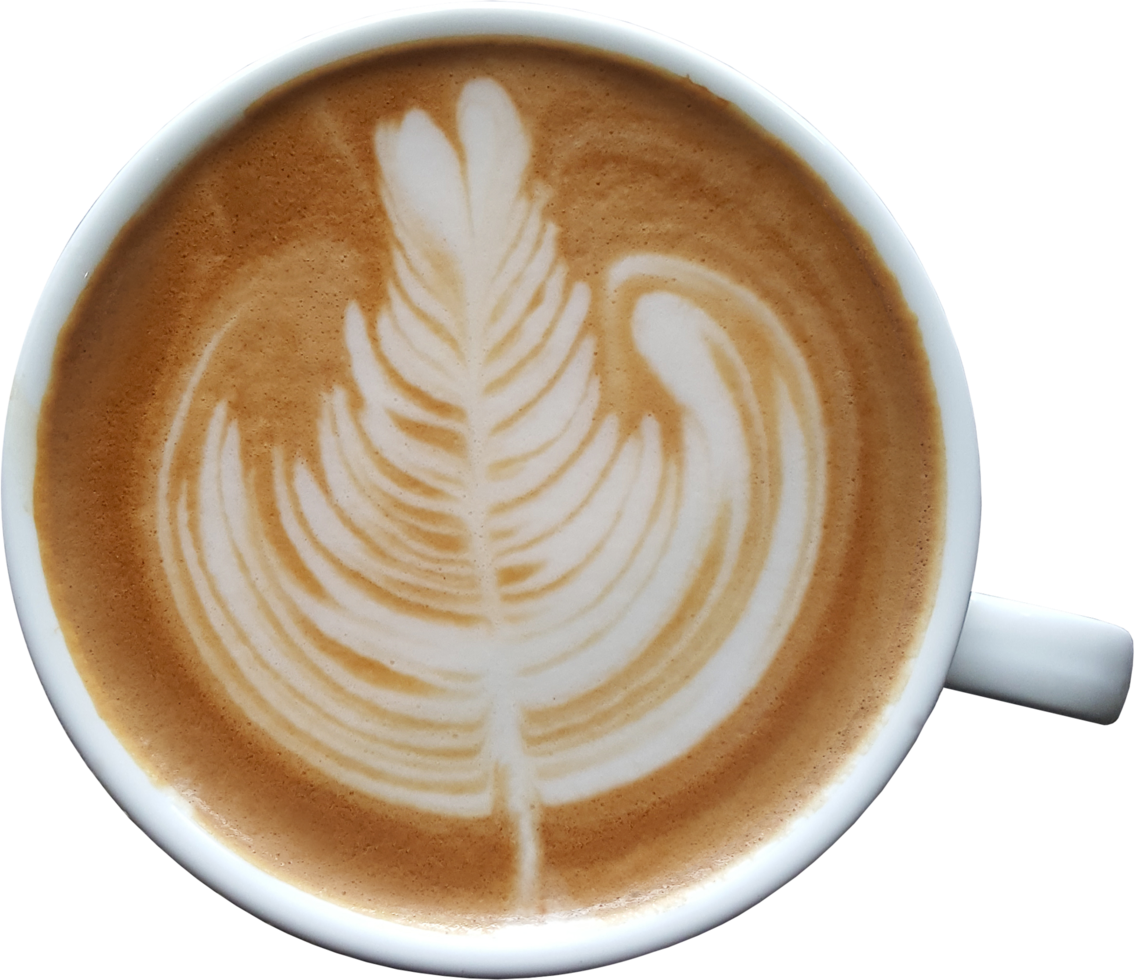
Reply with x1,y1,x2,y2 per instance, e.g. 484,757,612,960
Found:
6,5,1125,972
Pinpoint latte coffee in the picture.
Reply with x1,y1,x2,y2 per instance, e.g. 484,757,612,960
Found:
34,40,944,926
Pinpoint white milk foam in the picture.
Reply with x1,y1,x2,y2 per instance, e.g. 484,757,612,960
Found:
156,79,827,901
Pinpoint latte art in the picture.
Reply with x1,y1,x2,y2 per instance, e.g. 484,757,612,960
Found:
158,79,826,900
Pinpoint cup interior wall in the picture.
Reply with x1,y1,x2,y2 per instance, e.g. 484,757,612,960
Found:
2,5,981,975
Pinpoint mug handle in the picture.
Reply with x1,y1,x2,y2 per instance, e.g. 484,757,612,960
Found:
945,593,1133,724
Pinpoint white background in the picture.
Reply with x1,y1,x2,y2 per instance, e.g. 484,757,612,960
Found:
8,3,1125,976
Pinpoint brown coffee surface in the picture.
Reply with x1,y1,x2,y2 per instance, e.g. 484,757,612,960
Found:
35,41,944,926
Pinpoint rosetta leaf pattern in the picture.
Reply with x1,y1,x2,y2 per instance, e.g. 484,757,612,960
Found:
157,79,826,905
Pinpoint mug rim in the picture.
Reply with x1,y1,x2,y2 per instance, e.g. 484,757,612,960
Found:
1,3,980,975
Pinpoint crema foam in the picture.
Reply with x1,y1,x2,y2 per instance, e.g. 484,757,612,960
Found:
36,42,944,924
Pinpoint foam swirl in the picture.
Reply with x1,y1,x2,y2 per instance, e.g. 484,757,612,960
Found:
157,78,827,902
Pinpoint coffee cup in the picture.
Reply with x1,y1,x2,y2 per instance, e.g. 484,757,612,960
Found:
6,5,1125,972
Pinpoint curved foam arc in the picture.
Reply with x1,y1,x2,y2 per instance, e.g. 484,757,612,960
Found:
155,77,828,903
